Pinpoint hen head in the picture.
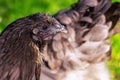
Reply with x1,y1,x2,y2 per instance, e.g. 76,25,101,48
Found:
30,13,67,41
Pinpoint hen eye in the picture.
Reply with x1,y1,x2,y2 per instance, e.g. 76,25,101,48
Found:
42,25,48,30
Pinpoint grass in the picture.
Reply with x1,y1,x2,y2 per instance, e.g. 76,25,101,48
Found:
107,22,120,80
0,0,120,80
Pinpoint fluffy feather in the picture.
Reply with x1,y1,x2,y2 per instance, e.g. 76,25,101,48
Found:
40,0,120,80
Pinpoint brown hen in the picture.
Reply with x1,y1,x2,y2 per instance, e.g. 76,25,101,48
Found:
0,13,66,80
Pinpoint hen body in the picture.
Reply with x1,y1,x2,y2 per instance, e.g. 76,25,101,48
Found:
40,0,120,80
0,13,66,80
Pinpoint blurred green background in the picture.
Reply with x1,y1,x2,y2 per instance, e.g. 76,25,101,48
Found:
0,0,120,80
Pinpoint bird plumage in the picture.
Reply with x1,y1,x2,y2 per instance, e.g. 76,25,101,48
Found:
0,13,66,80
40,0,120,80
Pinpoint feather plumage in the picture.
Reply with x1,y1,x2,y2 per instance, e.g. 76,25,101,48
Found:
40,0,120,80
0,13,66,80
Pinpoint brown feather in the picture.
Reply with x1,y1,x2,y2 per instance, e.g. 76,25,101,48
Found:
0,13,66,80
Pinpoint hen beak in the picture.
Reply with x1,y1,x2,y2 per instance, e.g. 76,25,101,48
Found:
55,24,68,34
61,29,68,33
